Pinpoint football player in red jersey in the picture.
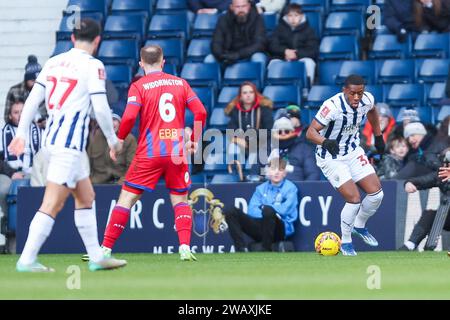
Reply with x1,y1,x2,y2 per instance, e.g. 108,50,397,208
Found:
101,45,207,261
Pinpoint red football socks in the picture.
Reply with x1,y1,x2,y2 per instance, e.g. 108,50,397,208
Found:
174,202,192,246
102,206,130,250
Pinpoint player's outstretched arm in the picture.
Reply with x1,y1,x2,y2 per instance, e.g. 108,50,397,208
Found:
306,119,326,146
367,107,385,154
90,93,119,150
8,83,45,157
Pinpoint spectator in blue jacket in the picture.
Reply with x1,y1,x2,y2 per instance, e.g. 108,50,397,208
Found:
225,157,299,251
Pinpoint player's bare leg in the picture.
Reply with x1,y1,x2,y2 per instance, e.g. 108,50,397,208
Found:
16,182,72,272
170,193,197,261
72,178,127,271
336,180,361,256
352,173,383,246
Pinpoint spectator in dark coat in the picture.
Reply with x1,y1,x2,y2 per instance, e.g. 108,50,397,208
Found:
376,136,409,179
188,0,231,14
225,81,273,179
268,3,319,85
270,116,321,181
206,0,267,78
384,0,420,42
413,0,450,33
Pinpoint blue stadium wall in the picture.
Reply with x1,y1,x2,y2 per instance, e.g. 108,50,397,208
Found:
15,181,400,254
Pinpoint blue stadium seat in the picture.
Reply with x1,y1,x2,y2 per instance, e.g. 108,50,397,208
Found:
266,61,307,88
105,65,132,90
324,11,364,37
211,174,240,184
52,41,73,56
305,85,341,108
437,105,450,122
217,87,239,108
98,39,139,67
6,179,30,233
136,62,178,76
319,35,359,60
427,82,446,107
387,83,424,108
180,63,221,89
378,59,415,84
318,60,343,85
305,11,322,38
417,59,449,83
57,13,104,41
145,39,184,67
365,85,384,103
263,13,278,35
192,86,215,113
111,0,153,19
209,108,229,130
65,0,107,22
192,14,219,38
336,60,376,85
204,153,228,174
190,174,207,184
185,108,194,127
103,15,147,41
155,0,188,14
147,13,189,40
290,0,328,13
329,0,370,11
187,39,211,62
223,62,263,89
369,34,412,59
263,85,302,109
412,33,449,58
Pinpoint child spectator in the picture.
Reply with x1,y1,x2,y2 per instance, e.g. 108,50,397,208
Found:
376,136,409,179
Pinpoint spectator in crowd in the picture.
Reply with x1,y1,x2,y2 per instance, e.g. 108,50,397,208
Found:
413,0,450,33
4,55,45,126
268,3,319,85
446,63,450,99
225,81,273,179
391,107,422,138
87,113,137,184
396,117,449,179
0,99,41,215
376,136,409,179
207,0,267,77
255,0,287,14
384,0,420,42
270,116,321,181
225,157,299,252
400,147,450,251
188,0,231,14
361,103,396,153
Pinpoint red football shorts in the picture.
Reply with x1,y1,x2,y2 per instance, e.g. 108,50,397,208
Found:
123,156,191,195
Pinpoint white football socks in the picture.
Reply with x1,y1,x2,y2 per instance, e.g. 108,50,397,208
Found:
74,208,104,263
18,211,55,265
354,190,384,229
341,202,361,243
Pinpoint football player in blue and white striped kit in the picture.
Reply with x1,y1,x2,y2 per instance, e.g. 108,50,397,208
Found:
306,75,385,256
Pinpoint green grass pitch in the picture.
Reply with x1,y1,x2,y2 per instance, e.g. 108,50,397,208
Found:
1,251,450,299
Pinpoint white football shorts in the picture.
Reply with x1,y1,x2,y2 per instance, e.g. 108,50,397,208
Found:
45,146,90,189
316,146,376,189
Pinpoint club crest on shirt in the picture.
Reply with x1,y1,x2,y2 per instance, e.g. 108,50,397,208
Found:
98,68,106,80
320,106,330,118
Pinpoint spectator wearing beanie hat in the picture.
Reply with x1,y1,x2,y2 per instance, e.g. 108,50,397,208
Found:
4,55,44,125
270,116,320,181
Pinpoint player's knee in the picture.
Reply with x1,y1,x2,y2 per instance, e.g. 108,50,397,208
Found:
347,195,361,204
369,189,383,204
